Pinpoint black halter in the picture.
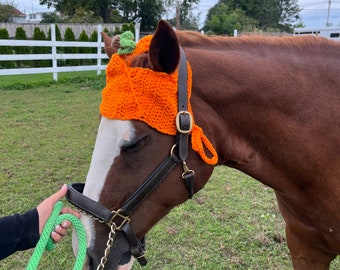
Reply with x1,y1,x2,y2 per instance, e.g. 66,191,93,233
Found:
66,47,195,267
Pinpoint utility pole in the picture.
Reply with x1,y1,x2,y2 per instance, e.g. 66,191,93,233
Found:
176,1,181,30
326,0,331,26
134,17,142,42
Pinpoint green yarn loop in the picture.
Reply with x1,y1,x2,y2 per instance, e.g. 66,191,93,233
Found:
26,201,87,270
118,31,136,55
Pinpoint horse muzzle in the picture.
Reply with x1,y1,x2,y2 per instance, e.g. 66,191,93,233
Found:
84,230,135,270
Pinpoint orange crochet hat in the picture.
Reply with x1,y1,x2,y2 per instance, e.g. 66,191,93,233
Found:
100,35,218,165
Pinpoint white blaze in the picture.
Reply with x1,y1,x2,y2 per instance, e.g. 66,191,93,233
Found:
81,117,135,247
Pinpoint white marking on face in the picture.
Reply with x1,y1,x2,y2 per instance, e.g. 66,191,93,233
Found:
79,117,135,248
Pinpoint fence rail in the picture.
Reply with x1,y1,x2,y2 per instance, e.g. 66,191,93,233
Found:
0,24,109,81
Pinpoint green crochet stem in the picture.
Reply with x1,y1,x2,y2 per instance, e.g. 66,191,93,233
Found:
26,201,87,270
118,31,136,55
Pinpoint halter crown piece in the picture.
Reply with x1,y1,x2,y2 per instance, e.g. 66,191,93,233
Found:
100,34,218,165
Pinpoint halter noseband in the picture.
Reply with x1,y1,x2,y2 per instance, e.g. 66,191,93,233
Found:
66,48,195,267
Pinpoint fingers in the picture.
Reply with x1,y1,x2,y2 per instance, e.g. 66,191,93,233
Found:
51,231,62,243
36,184,72,234
49,205,81,244
50,208,81,244
50,221,71,243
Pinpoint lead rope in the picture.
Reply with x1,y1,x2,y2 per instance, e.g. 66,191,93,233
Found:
26,201,87,270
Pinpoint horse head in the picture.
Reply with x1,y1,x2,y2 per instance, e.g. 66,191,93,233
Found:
73,20,217,270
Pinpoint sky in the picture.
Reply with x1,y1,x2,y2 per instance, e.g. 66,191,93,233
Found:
13,0,340,29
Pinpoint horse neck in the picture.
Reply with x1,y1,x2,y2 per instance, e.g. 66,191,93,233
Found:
182,35,340,190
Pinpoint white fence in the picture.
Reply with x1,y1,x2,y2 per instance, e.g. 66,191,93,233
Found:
0,24,108,81
0,23,124,38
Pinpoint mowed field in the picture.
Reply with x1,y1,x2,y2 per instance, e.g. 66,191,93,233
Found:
0,73,339,269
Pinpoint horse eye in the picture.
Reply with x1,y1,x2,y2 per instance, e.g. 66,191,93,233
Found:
121,136,148,152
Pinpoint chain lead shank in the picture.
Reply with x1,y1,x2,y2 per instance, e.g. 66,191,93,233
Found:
97,223,117,270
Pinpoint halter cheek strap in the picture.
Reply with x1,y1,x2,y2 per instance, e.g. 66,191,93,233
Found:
176,47,195,198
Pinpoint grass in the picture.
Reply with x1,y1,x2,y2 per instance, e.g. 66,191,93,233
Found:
0,71,105,91
0,73,339,269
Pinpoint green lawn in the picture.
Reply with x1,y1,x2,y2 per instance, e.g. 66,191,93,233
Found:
0,74,338,269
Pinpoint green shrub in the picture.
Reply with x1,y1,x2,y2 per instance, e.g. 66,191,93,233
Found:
64,27,79,66
113,26,121,35
122,23,135,34
89,30,98,65
78,30,91,65
90,29,98,42
32,27,51,67
47,25,62,41
79,30,89,43
0,28,15,69
14,27,31,67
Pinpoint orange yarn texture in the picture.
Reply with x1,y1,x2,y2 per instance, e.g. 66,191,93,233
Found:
100,35,218,165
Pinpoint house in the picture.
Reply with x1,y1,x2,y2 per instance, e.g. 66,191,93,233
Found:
8,6,26,23
27,12,45,23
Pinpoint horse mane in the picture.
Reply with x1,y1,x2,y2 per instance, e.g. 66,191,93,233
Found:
130,30,339,69
175,30,340,52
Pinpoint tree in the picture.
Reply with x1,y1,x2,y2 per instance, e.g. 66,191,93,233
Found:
205,3,257,35
40,0,113,23
205,0,301,33
40,0,168,30
40,12,65,23
166,0,200,30
278,0,301,32
110,0,166,31
68,6,103,23
111,0,137,22
109,8,123,22
0,1,16,22
134,0,165,31
90,0,113,23
39,0,198,31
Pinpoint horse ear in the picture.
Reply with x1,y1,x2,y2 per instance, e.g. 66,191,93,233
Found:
149,20,180,74
101,32,120,58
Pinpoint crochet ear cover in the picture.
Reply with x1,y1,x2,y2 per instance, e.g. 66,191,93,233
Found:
100,24,218,165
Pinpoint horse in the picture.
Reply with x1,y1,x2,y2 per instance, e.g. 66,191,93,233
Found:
68,20,340,270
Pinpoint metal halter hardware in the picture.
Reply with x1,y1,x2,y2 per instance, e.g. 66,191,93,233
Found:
65,47,195,269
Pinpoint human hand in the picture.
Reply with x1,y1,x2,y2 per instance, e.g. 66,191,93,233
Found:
36,184,81,243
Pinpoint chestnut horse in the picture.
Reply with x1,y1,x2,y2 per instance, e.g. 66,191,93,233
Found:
72,20,340,270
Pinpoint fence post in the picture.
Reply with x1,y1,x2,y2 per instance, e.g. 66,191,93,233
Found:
51,24,58,81
96,24,102,75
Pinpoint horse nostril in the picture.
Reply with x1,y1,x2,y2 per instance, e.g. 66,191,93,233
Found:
88,257,95,270
119,251,132,265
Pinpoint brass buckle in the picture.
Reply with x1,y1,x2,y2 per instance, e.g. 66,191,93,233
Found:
107,209,131,230
176,111,193,134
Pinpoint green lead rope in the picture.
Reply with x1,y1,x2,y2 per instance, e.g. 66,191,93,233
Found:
26,201,87,270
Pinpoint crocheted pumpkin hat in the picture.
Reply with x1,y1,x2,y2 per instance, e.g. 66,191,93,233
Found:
100,34,218,165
